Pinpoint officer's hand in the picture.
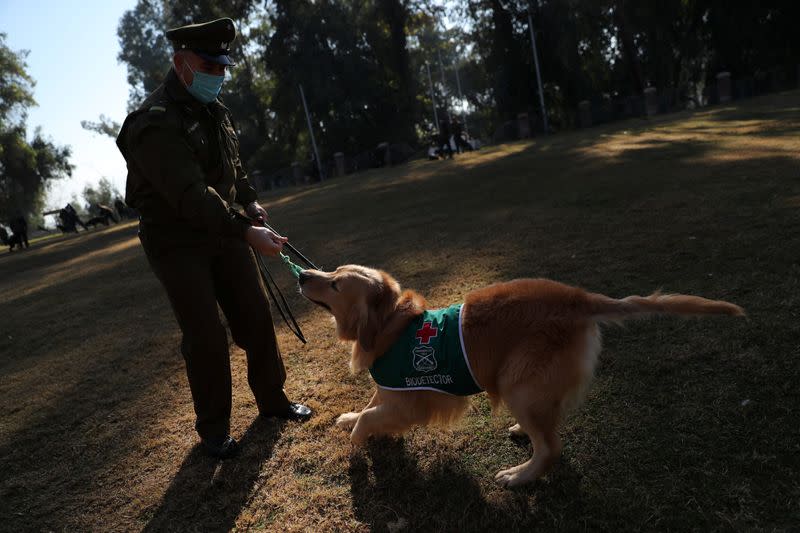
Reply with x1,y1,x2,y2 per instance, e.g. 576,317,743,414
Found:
245,226,288,256
246,201,269,222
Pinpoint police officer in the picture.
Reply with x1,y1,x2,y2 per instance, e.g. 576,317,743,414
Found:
0,225,10,250
95,203,118,225
9,214,29,249
114,198,132,219
438,117,453,159
116,18,311,459
62,204,87,232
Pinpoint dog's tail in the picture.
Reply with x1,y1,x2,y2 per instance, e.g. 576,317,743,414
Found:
586,291,745,322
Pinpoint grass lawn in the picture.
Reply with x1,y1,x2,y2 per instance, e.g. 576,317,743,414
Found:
0,91,798,532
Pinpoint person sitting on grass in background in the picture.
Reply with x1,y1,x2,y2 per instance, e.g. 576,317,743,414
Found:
95,203,119,225
9,214,29,250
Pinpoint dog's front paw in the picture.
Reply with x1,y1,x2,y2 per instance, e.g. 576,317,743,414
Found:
508,423,526,437
494,465,528,488
349,428,370,447
336,412,359,430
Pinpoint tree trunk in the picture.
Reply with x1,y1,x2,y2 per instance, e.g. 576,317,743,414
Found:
614,0,645,94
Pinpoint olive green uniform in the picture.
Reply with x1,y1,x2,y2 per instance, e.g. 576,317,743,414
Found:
116,69,290,441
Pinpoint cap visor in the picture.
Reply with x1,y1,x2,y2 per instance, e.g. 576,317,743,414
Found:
196,51,235,66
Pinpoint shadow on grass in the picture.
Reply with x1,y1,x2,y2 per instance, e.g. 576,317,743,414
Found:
349,438,487,532
0,222,138,272
143,417,286,532
348,437,588,532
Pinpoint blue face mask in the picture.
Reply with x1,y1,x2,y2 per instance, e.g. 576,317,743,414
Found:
183,63,224,104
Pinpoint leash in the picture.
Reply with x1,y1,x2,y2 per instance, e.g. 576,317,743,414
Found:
260,220,319,271
254,251,307,343
231,210,317,344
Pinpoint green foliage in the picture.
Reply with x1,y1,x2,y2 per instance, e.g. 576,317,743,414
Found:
81,114,122,138
0,32,36,125
114,1,800,168
0,34,72,222
262,0,421,165
0,126,73,222
82,177,121,213
116,1,173,111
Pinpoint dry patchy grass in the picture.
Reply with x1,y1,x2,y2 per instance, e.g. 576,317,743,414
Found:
1,92,799,532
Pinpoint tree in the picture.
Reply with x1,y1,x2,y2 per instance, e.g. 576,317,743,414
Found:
116,1,173,111
366,0,419,144
82,177,121,213
81,114,122,138
0,34,72,222
111,1,800,173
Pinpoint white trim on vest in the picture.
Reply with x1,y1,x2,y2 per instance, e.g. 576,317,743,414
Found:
458,304,482,391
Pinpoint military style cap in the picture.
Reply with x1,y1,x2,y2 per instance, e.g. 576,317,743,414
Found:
166,18,237,65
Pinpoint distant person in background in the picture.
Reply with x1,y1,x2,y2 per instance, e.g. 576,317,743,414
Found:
0,225,10,251
95,204,119,224
9,214,29,250
85,203,120,228
114,198,132,219
65,204,88,231
451,118,472,154
56,208,77,233
438,118,453,159
56,204,87,233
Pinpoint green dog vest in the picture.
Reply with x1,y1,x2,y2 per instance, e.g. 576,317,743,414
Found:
369,304,483,396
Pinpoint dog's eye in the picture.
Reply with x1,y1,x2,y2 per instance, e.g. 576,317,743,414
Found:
331,281,339,292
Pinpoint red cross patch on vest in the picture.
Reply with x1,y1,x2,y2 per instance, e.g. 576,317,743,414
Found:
415,322,438,344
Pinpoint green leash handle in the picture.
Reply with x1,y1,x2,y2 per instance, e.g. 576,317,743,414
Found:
280,252,305,279
229,209,318,277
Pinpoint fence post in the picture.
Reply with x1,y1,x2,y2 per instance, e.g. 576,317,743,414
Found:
644,87,658,116
716,71,731,103
334,152,345,177
578,100,592,128
517,112,531,138
291,162,303,184
377,142,391,167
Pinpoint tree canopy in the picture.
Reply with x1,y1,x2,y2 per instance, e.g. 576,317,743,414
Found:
111,0,800,174
0,33,73,224
82,177,122,213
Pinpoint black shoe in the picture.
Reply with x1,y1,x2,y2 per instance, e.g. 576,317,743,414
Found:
201,435,239,459
261,403,313,421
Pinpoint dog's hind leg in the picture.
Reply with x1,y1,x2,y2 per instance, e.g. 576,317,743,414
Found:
494,392,563,487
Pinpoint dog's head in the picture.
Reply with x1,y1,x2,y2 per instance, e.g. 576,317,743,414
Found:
298,265,401,353
299,265,428,372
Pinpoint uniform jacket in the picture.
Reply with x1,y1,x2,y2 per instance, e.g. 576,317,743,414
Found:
116,69,257,248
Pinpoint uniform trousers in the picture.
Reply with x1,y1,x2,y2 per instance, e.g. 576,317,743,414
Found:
141,227,289,439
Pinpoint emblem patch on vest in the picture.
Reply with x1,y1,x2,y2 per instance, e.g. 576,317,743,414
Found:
412,345,436,372
412,321,439,372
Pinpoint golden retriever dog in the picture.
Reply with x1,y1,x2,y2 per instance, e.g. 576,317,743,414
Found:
298,266,743,487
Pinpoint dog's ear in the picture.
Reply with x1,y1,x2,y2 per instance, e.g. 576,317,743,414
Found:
356,301,379,352
353,270,400,354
